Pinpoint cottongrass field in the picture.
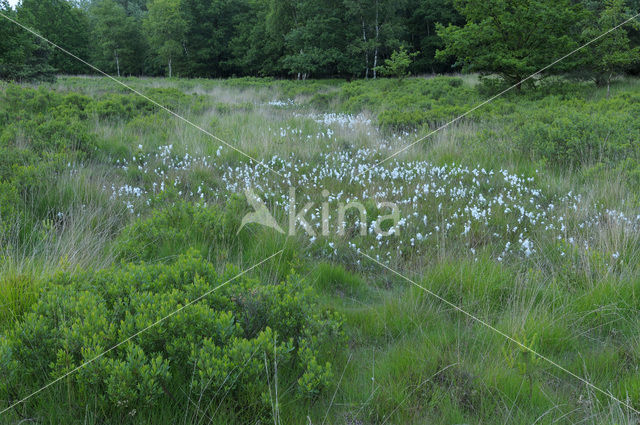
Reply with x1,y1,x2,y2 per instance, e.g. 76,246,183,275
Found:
2,75,640,424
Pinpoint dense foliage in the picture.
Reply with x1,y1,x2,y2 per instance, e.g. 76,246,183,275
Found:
0,1,55,82
1,0,639,80
0,250,344,420
436,0,584,86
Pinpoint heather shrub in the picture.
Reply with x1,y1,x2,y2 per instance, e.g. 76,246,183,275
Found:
337,77,474,129
0,251,344,420
514,101,639,167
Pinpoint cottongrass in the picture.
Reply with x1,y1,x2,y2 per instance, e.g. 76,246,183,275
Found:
100,140,640,273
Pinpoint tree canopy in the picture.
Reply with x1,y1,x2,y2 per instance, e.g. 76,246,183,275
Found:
436,0,586,87
0,0,639,82
579,0,640,95
144,0,186,77
0,0,55,82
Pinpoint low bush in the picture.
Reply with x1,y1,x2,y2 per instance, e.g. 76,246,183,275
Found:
214,101,255,115
514,99,639,167
336,77,475,129
86,88,206,121
0,251,344,420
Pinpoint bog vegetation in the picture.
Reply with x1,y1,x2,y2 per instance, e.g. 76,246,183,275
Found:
0,73,640,423
1,0,640,424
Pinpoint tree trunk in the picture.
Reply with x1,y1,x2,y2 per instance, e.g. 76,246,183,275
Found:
607,72,612,99
373,48,378,79
373,0,379,79
168,57,172,78
362,16,369,78
511,76,522,92
114,50,120,77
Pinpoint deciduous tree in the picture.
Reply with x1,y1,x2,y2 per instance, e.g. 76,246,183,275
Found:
0,0,55,82
144,0,186,77
17,0,91,74
374,46,418,79
436,0,585,88
90,0,146,76
580,0,640,96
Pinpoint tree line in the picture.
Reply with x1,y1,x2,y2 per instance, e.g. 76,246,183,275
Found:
0,0,639,83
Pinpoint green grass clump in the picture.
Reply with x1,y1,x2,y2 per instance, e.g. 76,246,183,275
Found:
114,199,247,263
0,272,39,329
314,262,366,297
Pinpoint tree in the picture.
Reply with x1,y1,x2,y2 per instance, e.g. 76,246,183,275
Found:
263,0,297,75
281,0,349,78
343,0,402,78
228,0,285,76
343,0,377,78
90,0,147,76
144,0,186,77
280,0,406,78
17,0,91,74
580,0,640,97
114,0,148,16
181,0,241,77
374,46,418,79
436,0,585,88
404,0,463,74
0,0,55,82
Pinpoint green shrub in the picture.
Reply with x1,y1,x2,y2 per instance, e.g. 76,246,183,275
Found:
499,90,640,176
86,93,155,120
336,77,475,129
1,99,96,156
515,105,636,166
86,88,205,121
214,101,254,115
0,251,344,419
309,92,336,110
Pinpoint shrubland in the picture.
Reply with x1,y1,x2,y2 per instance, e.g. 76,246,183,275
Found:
1,250,343,422
1,75,640,424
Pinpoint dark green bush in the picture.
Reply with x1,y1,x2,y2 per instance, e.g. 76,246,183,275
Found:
1,87,96,156
86,93,155,120
0,251,344,420
85,88,205,121
336,77,475,129
514,97,640,167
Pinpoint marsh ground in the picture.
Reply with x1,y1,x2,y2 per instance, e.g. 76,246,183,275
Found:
1,75,640,424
